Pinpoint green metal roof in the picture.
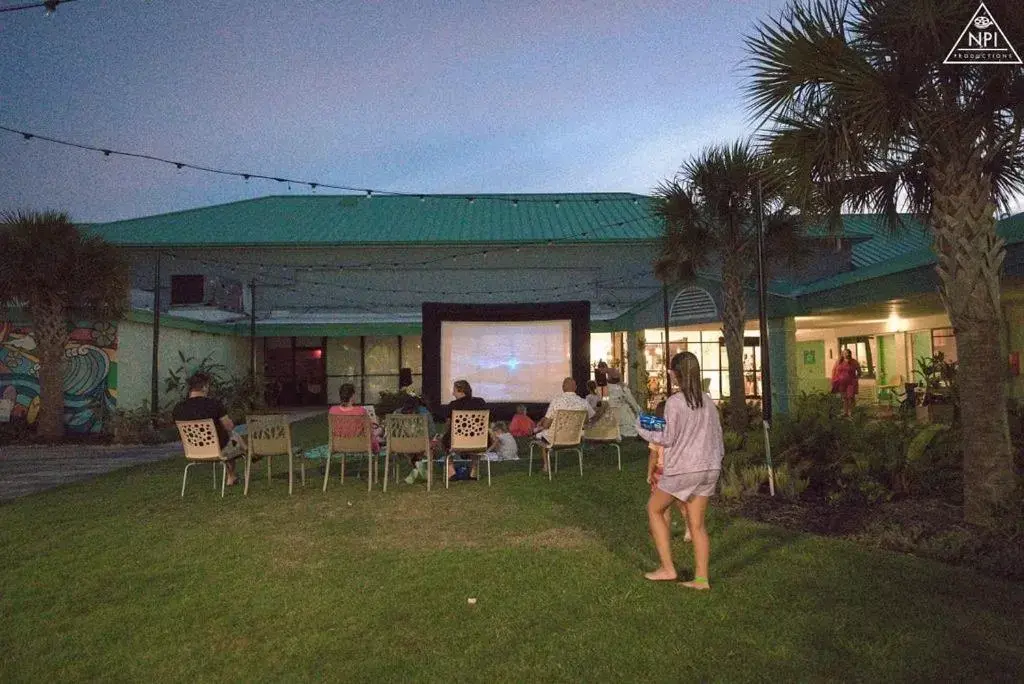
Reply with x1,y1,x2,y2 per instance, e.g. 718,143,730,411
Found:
794,212,1024,295
83,193,662,247
84,195,1024,303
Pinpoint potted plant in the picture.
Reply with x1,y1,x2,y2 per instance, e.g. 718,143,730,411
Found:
913,352,957,424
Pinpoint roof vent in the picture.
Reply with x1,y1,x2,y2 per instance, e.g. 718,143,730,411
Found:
669,287,718,324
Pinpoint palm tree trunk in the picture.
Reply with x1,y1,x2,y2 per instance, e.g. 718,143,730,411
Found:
721,264,748,434
930,156,1016,524
32,299,68,441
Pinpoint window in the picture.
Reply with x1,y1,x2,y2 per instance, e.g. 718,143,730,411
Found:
931,327,958,363
838,336,875,378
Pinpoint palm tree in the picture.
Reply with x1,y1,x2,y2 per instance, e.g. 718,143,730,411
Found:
746,0,1023,522
0,212,130,441
652,141,804,434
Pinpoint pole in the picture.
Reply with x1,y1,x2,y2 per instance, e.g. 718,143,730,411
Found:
150,253,161,428
249,278,257,380
754,181,775,496
662,283,672,395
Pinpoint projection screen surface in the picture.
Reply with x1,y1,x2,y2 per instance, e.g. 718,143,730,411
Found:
440,320,572,403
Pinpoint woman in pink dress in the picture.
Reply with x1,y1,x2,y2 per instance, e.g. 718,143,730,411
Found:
831,349,861,417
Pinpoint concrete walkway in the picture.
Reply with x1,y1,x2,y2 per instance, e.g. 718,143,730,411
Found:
0,442,181,503
0,409,326,503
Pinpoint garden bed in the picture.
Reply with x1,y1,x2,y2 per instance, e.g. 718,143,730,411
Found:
721,491,1023,581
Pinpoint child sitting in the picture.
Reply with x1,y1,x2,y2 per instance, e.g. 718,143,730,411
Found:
645,400,690,542
508,404,536,437
586,380,602,411
485,421,519,461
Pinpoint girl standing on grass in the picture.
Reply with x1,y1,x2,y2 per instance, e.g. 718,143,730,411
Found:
646,401,691,543
636,351,724,590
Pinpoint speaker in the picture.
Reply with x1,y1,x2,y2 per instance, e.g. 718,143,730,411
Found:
399,367,413,388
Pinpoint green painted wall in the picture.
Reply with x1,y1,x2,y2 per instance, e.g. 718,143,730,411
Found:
768,317,799,412
795,339,829,395
910,331,932,374
876,334,898,385
117,319,252,410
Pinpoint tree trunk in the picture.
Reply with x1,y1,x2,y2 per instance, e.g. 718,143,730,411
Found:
721,262,748,434
930,155,1016,524
32,298,69,442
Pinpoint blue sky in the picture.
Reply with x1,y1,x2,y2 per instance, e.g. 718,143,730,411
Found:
1,0,779,222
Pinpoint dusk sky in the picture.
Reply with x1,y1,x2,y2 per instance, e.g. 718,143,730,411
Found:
0,0,781,223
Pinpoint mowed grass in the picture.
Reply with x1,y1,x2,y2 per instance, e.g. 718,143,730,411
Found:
2,416,1023,682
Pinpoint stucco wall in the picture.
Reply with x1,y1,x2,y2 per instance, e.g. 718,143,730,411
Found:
116,318,254,410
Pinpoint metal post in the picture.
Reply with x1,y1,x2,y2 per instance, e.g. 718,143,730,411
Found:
151,253,161,428
249,278,257,380
755,181,775,495
662,284,672,395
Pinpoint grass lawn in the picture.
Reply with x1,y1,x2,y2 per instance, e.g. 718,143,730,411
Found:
2,415,1023,682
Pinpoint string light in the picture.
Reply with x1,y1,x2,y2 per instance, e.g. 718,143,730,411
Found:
1,124,648,206
0,0,79,14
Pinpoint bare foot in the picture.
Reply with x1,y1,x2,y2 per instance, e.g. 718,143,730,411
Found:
644,568,678,581
679,579,710,590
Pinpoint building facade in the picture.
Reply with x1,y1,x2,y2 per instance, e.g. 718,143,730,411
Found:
3,193,1024,432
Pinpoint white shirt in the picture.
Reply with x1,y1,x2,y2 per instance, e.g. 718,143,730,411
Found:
493,432,518,460
538,391,595,443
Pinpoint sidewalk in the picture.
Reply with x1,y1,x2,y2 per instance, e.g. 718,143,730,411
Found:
0,442,181,503
0,410,325,503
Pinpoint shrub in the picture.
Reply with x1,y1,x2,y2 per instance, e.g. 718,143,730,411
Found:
723,449,758,470
723,430,744,452
771,392,928,505
772,464,809,501
162,352,264,424
720,464,743,500
0,419,34,445
110,402,172,444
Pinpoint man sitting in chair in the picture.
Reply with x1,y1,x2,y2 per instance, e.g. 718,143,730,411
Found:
172,372,247,486
535,377,595,473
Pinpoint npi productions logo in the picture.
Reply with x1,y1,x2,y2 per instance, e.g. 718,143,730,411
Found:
944,2,1021,64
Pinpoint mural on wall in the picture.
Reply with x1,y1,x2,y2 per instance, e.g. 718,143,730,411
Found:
0,320,117,433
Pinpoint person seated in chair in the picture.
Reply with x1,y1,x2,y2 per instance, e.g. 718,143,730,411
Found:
172,372,247,486
509,404,536,437
330,383,381,454
535,377,595,472
441,379,487,480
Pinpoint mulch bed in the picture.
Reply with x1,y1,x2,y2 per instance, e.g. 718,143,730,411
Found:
720,496,966,537
720,495,1024,581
